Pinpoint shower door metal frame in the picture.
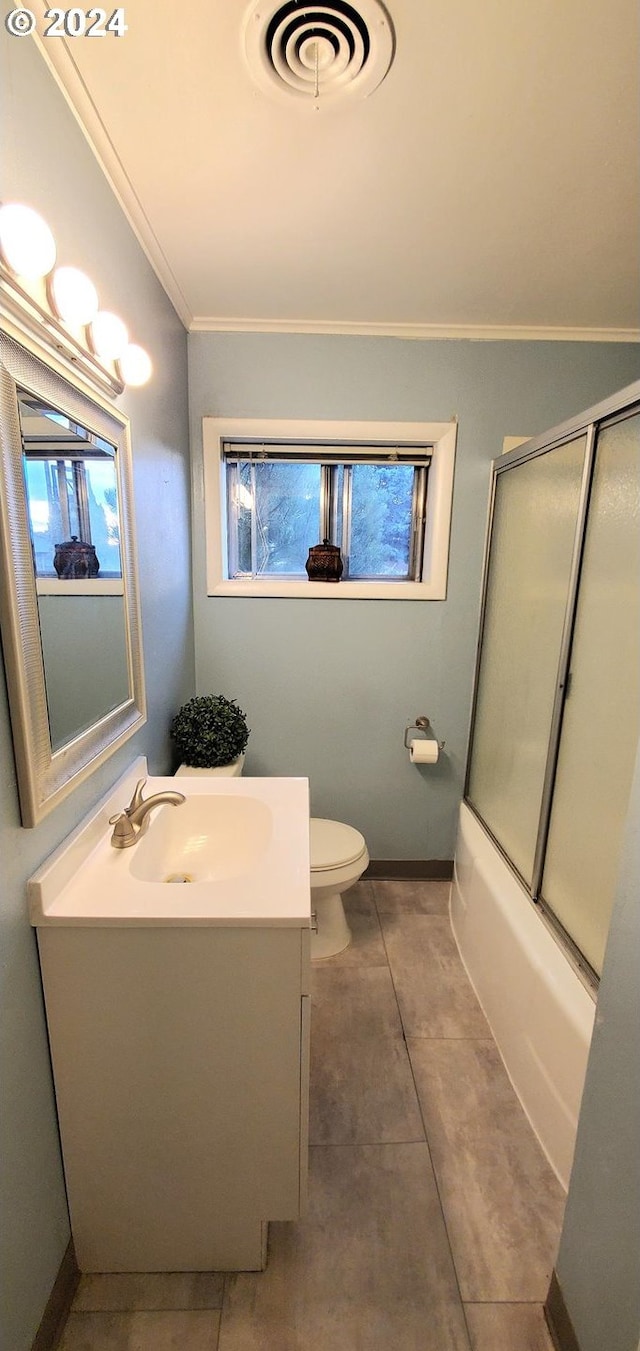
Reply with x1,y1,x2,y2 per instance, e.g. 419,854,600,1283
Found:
463,378,640,985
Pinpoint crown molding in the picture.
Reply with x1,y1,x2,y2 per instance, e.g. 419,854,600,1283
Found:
189,316,640,342
30,17,193,331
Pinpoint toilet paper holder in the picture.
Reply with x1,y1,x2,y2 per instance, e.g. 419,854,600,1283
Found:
404,716,445,751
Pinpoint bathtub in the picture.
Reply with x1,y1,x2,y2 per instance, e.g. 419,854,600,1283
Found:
450,801,596,1190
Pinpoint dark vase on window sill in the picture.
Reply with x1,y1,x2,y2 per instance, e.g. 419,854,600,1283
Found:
53,536,100,579
305,539,343,583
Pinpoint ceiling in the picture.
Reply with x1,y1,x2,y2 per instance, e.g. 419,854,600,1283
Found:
33,0,639,338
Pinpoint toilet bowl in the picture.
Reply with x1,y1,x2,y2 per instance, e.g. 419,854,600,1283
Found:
309,818,369,960
175,764,368,961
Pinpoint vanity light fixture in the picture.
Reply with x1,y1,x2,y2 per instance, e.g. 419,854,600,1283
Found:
119,343,153,387
90,310,129,362
49,266,99,328
0,200,152,394
0,203,57,280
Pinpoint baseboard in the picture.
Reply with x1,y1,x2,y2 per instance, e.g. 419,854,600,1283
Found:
545,1270,582,1351
31,1241,79,1351
364,859,453,880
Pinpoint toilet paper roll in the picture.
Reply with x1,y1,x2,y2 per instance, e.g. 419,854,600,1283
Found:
409,737,439,765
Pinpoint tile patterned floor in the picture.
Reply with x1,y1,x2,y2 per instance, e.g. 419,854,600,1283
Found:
59,881,563,1351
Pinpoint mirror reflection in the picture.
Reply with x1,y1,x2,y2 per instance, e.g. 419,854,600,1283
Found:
18,389,131,752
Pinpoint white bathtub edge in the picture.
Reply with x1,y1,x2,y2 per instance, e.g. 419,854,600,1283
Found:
450,802,596,1190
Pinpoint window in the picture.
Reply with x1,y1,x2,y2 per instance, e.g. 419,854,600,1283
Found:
224,448,429,582
203,418,457,600
20,394,122,582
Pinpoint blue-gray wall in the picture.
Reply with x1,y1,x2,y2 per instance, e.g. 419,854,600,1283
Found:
188,333,639,859
0,31,194,1351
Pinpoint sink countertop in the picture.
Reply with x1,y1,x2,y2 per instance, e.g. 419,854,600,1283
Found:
29,757,311,927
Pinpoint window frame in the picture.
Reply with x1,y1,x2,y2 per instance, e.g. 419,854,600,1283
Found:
223,451,428,583
203,417,457,600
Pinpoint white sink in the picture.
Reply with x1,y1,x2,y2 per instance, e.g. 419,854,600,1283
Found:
29,757,311,927
130,792,273,884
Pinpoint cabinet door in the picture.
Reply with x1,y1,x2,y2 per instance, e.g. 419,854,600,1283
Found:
299,994,311,1215
38,924,310,1271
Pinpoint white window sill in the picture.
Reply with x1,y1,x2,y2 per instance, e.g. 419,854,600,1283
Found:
210,578,445,600
36,578,125,596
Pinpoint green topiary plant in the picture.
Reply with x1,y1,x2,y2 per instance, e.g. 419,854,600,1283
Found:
169,695,250,769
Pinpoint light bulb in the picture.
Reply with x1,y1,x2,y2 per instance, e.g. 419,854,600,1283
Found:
90,311,129,361
0,203,56,279
50,266,99,326
119,343,152,386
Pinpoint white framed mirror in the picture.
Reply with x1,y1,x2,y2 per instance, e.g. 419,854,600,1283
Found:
0,330,146,825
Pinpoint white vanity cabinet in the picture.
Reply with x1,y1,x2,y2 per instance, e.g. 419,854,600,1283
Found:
30,764,311,1273
37,922,311,1273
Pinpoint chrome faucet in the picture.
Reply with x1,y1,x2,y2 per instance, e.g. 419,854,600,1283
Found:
109,779,186,849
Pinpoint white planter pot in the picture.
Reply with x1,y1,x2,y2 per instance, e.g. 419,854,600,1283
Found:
175,755,245,778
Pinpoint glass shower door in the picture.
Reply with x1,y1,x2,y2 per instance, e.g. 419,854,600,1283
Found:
540,413,640,976
467,435,587,886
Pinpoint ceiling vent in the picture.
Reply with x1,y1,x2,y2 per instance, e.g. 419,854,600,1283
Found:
243,0,395,106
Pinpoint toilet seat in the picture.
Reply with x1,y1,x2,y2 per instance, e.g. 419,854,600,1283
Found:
310,818,367,873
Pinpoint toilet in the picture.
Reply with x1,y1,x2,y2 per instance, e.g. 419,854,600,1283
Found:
175,763,369,961
309,818,369,961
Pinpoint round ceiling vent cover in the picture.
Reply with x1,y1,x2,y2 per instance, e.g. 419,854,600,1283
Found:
244,0,395,105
